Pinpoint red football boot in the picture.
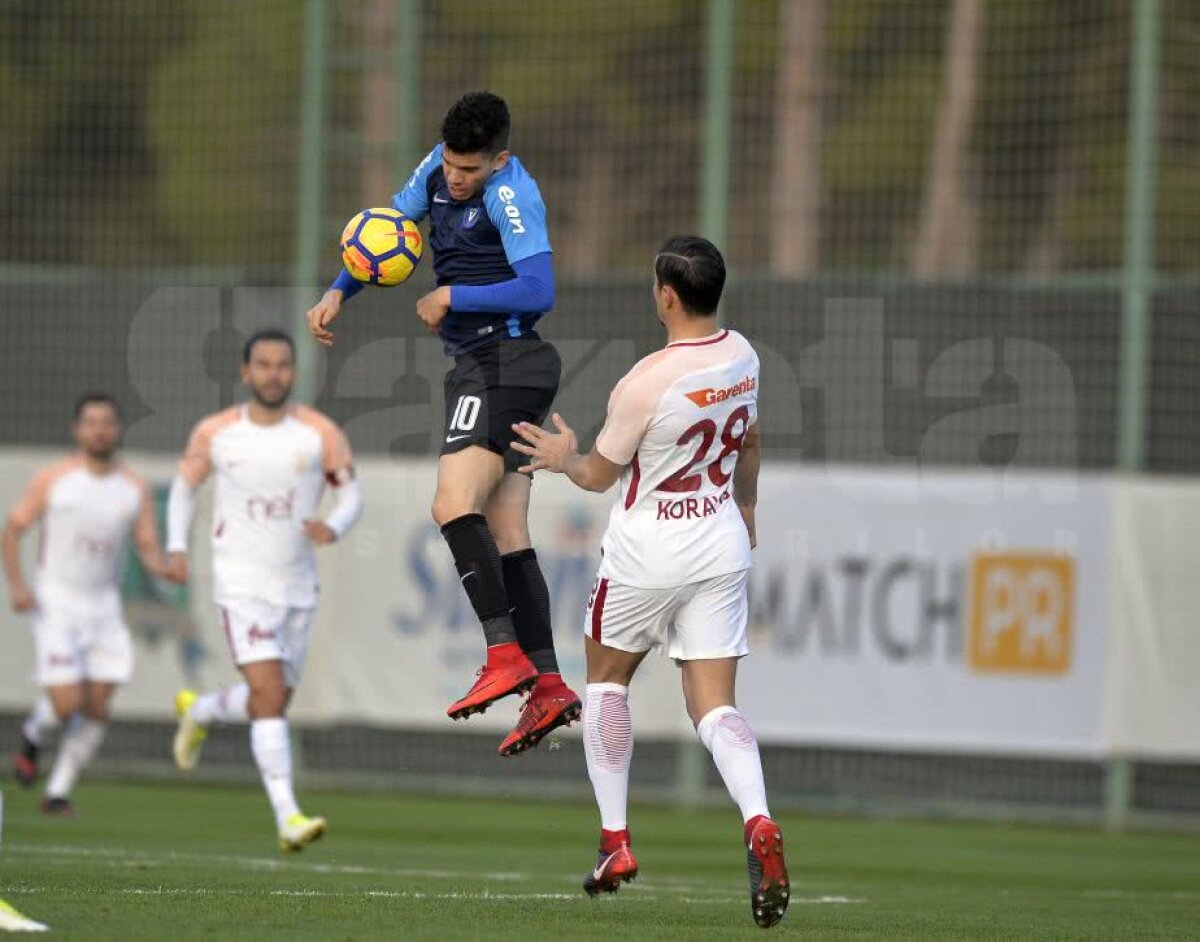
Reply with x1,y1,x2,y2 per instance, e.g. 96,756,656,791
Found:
498,673,582,757
12,736,38,788
40,796,75,817
446,642,538,720
745,815,790,928
583,828,638,896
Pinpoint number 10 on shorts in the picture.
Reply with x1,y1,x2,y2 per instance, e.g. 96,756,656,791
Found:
450,395,481,433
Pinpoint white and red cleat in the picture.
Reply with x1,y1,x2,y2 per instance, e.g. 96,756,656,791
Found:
583,828,639,896
745,815,790,928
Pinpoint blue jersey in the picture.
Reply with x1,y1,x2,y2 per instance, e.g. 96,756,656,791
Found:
393,144,553,355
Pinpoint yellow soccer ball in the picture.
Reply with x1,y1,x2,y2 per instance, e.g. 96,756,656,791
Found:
340,208,423,286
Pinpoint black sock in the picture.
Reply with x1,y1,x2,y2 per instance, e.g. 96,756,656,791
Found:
21,735,37,761
501,548,559,675
440,513,517,647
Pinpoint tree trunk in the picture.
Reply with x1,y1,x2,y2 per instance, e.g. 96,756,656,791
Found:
557,115,615,276
913,0,985,277
770,0,826,277
361,0,397,205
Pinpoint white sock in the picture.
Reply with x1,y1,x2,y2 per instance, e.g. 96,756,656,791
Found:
45,717,107,799
191,684,250,725
583,682,632,832
22,696,61,747
250,718,299,828
697,706,770,824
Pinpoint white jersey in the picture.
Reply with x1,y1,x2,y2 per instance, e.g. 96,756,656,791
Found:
594,328,759,588
10,456,153,617
177,405,354,608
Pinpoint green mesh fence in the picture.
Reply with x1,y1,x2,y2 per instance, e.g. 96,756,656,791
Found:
0,0,1198,824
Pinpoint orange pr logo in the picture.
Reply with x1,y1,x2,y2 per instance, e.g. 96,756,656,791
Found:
967,553,1075,675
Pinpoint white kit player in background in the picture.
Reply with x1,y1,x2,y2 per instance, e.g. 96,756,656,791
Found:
4,394,174,815
165,329,362,853
513,237,789,929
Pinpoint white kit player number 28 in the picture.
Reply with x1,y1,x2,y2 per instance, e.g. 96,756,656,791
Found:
658,405,751,493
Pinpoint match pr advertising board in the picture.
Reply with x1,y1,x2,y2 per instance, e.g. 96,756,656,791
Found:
739,467,1111,757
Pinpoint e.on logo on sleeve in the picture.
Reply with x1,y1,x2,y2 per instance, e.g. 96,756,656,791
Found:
967,553,1075,675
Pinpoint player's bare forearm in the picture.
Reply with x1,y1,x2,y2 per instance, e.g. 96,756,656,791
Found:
564,451,620,493
732,422,761,510
135,538,169,580
3,519,34,609
3,520,25,590
733,423,760,548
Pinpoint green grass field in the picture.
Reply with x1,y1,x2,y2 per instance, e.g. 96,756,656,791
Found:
1,781,1198,940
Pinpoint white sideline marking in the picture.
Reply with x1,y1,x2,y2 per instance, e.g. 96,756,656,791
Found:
6,843,867,906
1083,889,1200,901
7,843,503,882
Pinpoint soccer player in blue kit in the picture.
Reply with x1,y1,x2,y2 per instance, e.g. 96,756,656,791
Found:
306,92,581,756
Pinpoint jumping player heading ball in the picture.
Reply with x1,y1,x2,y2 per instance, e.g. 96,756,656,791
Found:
306,91,581,756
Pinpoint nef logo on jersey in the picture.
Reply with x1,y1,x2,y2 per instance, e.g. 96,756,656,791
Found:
967,553,1074,675
495,186,525,235
684,375,757,408
73,534,117,558
246,488,296,522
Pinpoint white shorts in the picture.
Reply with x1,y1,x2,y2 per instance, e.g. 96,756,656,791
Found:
33,609,133,687
583,569,750,661
217,598,315,687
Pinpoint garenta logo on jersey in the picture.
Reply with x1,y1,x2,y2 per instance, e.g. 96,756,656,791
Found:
750,549,1076,677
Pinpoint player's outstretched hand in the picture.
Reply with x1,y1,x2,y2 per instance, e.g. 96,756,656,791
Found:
303,519,337,546
511,413,578,474
415,287,451,333
9,582,35,613
307,290,343,348
163,552,189,585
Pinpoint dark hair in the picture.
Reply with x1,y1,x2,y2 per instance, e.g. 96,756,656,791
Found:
242,328,295,364
441,91,511,156
654,235,726,316
74,392,121,422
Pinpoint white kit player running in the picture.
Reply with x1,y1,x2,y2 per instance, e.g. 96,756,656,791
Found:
4,394,172,815
513,237,789,929
165,329,363,852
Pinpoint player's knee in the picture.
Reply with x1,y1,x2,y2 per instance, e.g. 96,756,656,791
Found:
432,492,477,527
50,689,83,721
247,683,287,719
83,701,110,723
488,520,529,555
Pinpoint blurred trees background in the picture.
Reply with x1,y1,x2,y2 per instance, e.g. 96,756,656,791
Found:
0,0,1196,277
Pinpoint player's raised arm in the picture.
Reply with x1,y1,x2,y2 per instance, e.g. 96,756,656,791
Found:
308,144,443,346
3,467,51,612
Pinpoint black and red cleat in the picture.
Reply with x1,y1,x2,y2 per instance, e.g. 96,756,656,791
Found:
12,735,38,788
583,828,639,897
745,815,790,928
498,673,582,756
446,642,538,720
40,796,75,817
